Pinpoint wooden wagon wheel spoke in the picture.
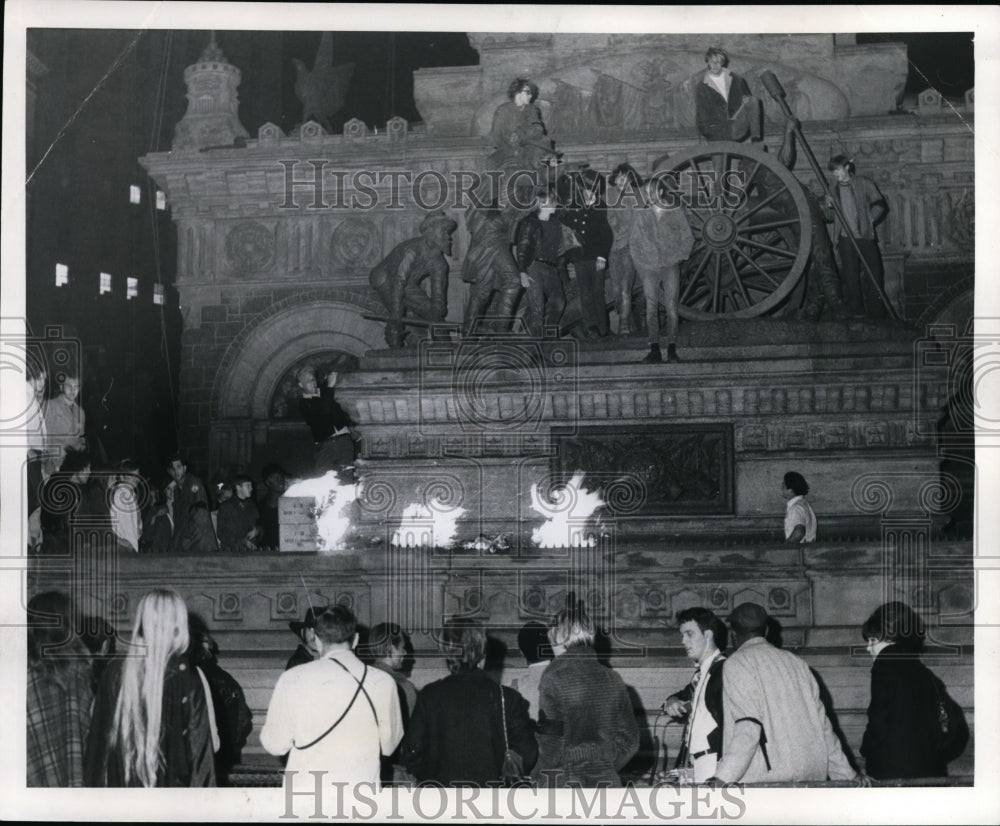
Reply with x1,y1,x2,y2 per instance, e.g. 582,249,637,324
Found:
711,253,723,313
724,250,753,308
732,244,781,287
735,185,790,225
737,236,798,259
743,216,801,233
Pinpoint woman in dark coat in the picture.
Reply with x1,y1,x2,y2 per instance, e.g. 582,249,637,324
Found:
85,588,215,787
859,602,950,780
533,605,639,787
402,619,537,786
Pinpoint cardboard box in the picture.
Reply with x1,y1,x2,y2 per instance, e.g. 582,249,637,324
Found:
279,521,318,552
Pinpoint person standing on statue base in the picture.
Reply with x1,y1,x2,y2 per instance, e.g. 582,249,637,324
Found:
630,176,695,363
297,366,354,476
826,155,889,319
515,187,567,338
558,169,614,340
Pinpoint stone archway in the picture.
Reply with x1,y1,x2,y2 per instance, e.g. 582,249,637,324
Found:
208,289,385,473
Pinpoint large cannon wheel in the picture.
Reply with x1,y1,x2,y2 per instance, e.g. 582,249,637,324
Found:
654,142,813,320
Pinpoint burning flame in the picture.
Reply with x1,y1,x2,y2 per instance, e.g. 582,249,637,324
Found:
529,471,604,548
283,471,358,552
391,502,466,549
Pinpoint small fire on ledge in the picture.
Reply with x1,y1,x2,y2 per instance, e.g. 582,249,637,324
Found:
279,470,606,553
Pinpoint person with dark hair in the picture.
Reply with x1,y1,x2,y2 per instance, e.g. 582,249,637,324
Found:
505,620,553,721
695,46,760,144
37,449,99,555
166,456,207,552
662,607,728,782
606,163,645,336
487,77,556,175
368,622,417,785
826,154,889,319
256,464,287,550
402,619,537,786
297,366,355,475
368,622,417,719
533,606,639,787
260,605,404,787
187,613,253,786
216,475,259,553
559,169,614,339
285,607,327,670
859,602,965,779
175,501,219,553
710,602,859,784
782,471,816,544
27,591,93,786
514,186,568,338
140,485,174,553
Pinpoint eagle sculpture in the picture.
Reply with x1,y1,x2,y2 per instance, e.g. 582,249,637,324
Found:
292,32,355,132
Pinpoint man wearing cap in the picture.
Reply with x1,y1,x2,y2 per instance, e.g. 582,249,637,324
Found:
369,210,457,348
286,607,326,671
262,605,404,788
710,602,859,785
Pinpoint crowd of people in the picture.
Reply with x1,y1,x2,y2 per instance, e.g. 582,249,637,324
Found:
28,586,966,789
371,48,891,357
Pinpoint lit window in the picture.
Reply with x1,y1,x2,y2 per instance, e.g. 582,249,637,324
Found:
129,185,141,204
153,284,165,305
55,263,68,287
156,191,167,210
100,272,112,295
126,277,138,299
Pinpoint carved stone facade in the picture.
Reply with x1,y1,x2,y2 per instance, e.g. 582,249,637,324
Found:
140,33,973,482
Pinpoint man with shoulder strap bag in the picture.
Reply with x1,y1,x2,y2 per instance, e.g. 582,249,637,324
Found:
261,606,404,788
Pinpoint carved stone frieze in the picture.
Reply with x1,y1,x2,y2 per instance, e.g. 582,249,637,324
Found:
225,221,274,272
551,425,734,517
331,217,382,269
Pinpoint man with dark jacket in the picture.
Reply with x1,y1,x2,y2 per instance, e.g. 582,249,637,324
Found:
402,619,537,786
695,46,761,143
297,367,354,475
663,607,727,782
558,169,614,339
514,188,567,337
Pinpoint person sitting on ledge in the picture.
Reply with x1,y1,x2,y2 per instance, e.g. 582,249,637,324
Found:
782,471,817,544
487,78,557,175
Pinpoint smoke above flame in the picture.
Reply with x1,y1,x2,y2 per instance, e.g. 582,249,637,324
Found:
529,471,605,548
283,471,359,551
391,501,466,549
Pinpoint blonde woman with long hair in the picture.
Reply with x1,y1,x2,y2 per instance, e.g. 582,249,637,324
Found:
84,588,215,786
